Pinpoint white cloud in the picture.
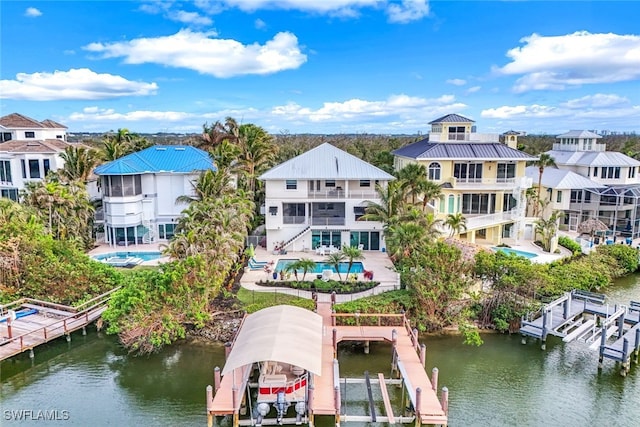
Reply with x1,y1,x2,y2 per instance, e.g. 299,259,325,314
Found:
387,0,429,23
0,68,158,101
168,10,212,26
255,18,267,29
446,78,466,86
466,86,481,94
496,31,640,92
69,107,192,123
83,30,307,78
481,93,639,124
25,7,42,17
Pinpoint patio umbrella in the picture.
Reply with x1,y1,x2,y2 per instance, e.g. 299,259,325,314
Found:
577,219,609,235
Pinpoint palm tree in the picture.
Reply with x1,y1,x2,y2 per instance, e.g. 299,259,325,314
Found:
532,153,556,216
237,123,277,194
445,212,467,237
396,163,428,205
176,169,234,205
59,146,99,183
534,210,564,252
325,251,347,281
419,181,443,213
285,258,316,281
199,117,240,149
360,180,408,229
341,245,363,278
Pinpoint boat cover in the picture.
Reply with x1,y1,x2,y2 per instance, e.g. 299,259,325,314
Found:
221,305,323,376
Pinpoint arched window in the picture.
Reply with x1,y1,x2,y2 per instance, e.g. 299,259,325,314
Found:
428,162,441,180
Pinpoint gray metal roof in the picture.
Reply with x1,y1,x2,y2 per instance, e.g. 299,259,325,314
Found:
393,139,537,161
502,130,521,135
525,166,605,190
259,143,395,180
547,150,640,167
556,130,602,139
590,185,640,198
428,113,475,124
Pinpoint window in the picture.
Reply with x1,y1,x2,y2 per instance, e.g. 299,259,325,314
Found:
28,159,40,178
497,163,516,181
354,206,366,221
629,167,636,179
601,167,621,179
556,191,562,203
448,126,466,141
25,131,35,138
0,161,11,183
593,167,598,177
268,206,278,215
21,160,26,178
461,193,495,214
285,180,297,190
1,132,11,142
428,162,441,180
502,194,517,211
0,188,18,201
584,191,591,203
570,190,582,203
359,180,371,187
325,180,336,188
158,224,176,240
283,203,306,223
453,163,482,182
56,135,63,140
43,159,50,176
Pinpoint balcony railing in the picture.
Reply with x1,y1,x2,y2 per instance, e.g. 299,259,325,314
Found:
428,132,500,143
465,210,518,230
311,217,346,226
552,142,606,152
283,215,306,224
308,189,380,199
450,177,532,189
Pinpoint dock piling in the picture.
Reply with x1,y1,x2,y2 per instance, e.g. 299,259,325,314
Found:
214,366,221,393
82,326,86,336
224,342,232,360
332,328,337,358
431,367,438,391
441,386,449,415
206,385,214,427
415,387,422,426
420,344,426,367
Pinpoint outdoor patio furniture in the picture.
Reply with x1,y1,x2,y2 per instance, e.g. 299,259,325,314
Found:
321,269,332,282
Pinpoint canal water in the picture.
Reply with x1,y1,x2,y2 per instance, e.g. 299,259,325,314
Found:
1,278,639,427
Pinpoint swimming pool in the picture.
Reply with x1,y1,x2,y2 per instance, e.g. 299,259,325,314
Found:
92,251,163,262
491,247,538,259
275,259,365,274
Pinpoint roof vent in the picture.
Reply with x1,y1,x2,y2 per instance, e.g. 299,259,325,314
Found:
175,147,185,151
155,147,166,151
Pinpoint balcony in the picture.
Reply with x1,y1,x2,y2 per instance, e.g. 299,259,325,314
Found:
428,132,500,143
552,142,606,152
283,215,306,225
465,210,517,230
449,176,532,190
311,217,346,226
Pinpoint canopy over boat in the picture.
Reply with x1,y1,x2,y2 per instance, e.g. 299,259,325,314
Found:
221,305,323,376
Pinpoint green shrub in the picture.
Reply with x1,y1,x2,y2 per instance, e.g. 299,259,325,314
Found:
596,244,639,274
558,236,582,255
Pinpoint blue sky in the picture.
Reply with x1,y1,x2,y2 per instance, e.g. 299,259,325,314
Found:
1,1,639,135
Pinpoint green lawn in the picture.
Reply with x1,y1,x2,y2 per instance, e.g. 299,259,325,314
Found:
235,287,315,313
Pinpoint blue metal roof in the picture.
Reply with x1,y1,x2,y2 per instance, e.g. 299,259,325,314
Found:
392,138,537,160
94,145,216,175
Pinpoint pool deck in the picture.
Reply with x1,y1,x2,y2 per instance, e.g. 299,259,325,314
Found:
241,247,400,303
88,243,170,266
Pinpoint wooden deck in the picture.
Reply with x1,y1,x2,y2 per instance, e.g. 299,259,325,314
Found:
0,289,119,361
601,322,640,364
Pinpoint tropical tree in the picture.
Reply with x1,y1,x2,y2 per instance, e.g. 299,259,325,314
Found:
285,258,316,281
445,212,467,237
59,145,99,183
535,210,564,252
341,245,363,277
176,169,234,205
532,153,556,216
419,181,443,212
396,163,428,205
325,251,347,281
360,180,408,229
237,123,277,194
199,117,240,150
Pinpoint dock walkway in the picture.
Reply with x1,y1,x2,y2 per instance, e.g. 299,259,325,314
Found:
0,289,118,361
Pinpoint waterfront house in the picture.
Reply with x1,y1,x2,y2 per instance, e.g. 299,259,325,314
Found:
0,113,73,202
259,143,395,252
541,130,640,238
392,114,535,244
94,145,216,246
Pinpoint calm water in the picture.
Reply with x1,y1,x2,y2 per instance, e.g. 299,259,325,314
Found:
275,259,365,274
2,278,640,426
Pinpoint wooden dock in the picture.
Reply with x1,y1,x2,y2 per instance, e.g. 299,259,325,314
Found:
208,302,448,426
0,289,119,361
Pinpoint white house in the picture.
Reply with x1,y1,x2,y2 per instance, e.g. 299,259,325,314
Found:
1,112,68,142
93,145,216,246
259,143,395,252
542,130,640,237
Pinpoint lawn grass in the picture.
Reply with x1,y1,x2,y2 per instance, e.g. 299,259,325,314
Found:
235,287,315,313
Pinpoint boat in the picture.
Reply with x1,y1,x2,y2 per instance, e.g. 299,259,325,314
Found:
254,361,309,425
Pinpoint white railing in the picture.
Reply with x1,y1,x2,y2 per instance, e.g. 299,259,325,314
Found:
465,210,517,230
308,190,379,199
311,217,345,226
283,215,306,224
428,132,500,143
552,143,606,152
450,176,532,189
